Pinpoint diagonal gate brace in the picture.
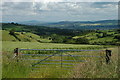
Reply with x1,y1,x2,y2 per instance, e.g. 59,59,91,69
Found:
32,52,60,67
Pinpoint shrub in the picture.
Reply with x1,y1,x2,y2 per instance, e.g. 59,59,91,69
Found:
75,38,89,44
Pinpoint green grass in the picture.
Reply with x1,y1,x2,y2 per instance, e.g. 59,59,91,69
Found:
1,30,51,43
0,49,2,79
2,41,118,78
73,30,120,45
2,53,31,78
71,47,119,78
15,32,37,42
2,41,107,52
0,30,2,79
90,37,117,44
1,30,17,41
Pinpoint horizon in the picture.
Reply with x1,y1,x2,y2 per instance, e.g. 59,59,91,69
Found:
1,19,118,24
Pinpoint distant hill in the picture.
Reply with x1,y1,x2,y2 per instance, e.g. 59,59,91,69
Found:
19,20,50,25
2,23,86,36
19,20,119,30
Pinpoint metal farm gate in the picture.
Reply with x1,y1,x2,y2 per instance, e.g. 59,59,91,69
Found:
14,48,112,71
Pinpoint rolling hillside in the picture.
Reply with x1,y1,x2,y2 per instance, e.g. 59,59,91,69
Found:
73,30,120,45
1,30,51,42
1,23,120,45
1,30,17,41
2,23,85,36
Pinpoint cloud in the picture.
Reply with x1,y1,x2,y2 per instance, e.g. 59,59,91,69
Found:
2,0,119,2
2,2,36,15
91,2,118,8
1,2,118,22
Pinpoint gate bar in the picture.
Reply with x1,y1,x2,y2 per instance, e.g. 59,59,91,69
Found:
19,49,103,52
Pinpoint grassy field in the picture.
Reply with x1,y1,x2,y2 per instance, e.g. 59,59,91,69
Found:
2,41,119,78
73,30,119,45
1,30,51,42
0,41,2,79
2,41,108,52
1,30,17,41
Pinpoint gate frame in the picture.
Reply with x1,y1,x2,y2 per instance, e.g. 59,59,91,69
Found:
14,48,112,67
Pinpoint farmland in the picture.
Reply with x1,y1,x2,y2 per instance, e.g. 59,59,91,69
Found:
2,23,120,45
1,22,119,78
2,41,119,78
2,41,107,52
1,30,51,43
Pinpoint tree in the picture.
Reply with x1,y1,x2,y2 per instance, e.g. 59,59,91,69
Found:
63,38,76,44
9,29,21,41
11,22,14,24
114,35,120,41
96,34,102,38
51,34,65,43
102,32,107,37
75,37,89,44
9,29,15,35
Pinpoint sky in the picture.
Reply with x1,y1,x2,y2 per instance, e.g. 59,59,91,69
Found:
0,0,119,22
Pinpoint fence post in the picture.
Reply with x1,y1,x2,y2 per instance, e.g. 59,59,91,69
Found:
14,48,19,57
13,48,19,62
105,49,112,64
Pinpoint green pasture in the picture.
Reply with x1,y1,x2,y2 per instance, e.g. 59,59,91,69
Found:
1,30,51,43
2,41,108,52
2,41,119,78
1,30,17,41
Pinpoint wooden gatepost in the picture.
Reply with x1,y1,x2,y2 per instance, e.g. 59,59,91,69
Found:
13,48,19,62
105,49,112,64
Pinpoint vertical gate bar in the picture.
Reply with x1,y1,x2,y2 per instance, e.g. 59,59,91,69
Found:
61,51,62,68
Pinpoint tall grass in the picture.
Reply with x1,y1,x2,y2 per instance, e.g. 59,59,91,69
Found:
2,52,31,78
2,41,118,78
0,52,2,79
71,47,118,78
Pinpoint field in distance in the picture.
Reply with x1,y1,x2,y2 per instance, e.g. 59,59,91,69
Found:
2,41,108,52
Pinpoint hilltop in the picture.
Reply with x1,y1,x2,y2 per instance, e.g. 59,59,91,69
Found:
19,20,119,30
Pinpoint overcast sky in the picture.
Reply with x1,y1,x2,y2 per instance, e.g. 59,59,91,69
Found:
1,0,119,22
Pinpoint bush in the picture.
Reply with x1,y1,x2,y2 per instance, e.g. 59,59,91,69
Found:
9,29,15,36
9,29,21,41
51,34,65,43
114,35,120,41
75,38,89,44
63,38,76,44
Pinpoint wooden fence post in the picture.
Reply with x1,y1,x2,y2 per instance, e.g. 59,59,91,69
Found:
105,49,112,64
13,48,19,62
14,48,19,57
